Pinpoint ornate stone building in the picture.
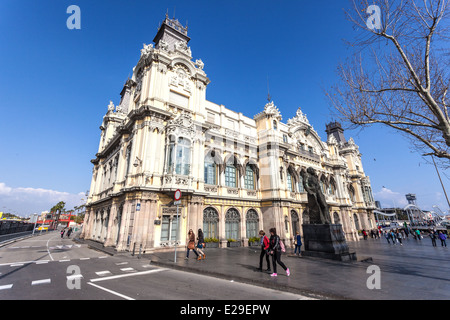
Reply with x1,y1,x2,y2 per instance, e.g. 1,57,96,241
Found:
81,15,376,252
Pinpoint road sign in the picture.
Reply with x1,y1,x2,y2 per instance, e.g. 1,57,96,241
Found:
174,189,181,201
174,200,181,205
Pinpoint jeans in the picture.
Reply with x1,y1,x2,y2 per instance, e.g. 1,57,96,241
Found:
186,247,199,258
259,246,270,270
272,250,287,274
294,244,302,254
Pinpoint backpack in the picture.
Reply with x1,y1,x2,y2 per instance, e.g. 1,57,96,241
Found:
280,239,286,253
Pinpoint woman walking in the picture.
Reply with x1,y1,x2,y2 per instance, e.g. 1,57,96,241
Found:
196,228,206,260
185,229,200,260
257,230,271,272
268,228,290,277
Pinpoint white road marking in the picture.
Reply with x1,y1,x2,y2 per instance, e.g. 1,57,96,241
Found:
115,262,128,265
98,256,108,259
95,271,112,276
35,261,49,264
80,257,90,260
90,268,166,283
59,259,71,262
87,282,135,300
67,274,83,281
46,236,55,261
31,279,51,286
10,264,24,267
0,284,13,290
120,267,135,272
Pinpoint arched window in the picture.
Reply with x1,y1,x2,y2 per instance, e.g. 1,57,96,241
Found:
246,209,259,239
203,207,219,239
287,172,294,192
225,208,240,240
329,179,336,195
353,213,360,230
298,175,304,192
244,165,255,190
204,154,217,185
167,137,191,175
176,137,191,175
273,120,278,130
349,185,356,202
333,212,341,224
291,210,300,237
225,159,237,188
320,177,327,195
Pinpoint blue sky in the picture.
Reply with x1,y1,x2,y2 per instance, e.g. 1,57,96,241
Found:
0,0,448,216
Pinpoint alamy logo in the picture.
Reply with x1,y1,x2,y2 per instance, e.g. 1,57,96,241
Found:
66,265,82,289
67,5,81,30
366,5,382,30
366,265,381,290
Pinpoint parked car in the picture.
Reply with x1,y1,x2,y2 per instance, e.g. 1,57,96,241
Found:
34,224,49,231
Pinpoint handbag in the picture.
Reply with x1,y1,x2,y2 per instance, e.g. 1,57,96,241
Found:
188,241,195,250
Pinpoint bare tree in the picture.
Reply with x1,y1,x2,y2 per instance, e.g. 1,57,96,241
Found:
326,0,450,167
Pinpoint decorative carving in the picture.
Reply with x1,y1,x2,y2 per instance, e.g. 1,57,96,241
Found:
107,101,115,113
170,65,191,93
254,101,282,121
287,107,310,127
205,185,218,192
140,43,154,57
166,111,196,139
195,59,204,70
227,188,239,195
175,41,192,56
159,40,169,51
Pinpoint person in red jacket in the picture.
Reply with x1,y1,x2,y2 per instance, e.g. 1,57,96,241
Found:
257,230,271,272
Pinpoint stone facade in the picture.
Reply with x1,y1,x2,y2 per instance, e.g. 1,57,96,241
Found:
81,15,376,253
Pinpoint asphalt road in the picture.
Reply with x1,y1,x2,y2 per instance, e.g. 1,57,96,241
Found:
0,232,313,301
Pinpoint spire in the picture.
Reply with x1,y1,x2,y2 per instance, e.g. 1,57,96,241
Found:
153,13,190,51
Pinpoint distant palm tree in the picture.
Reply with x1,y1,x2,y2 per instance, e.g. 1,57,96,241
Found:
50,201,66,229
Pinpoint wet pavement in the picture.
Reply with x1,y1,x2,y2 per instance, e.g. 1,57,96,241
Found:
145,235,450,300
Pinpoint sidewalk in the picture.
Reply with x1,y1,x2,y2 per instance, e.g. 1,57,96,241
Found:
145,237,450,300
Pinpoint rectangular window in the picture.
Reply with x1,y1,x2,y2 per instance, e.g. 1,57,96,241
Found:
244,166,255,190
160,215,180,242
287,173,293,192
207,112,216,123
225,165,237,188
298,176,304,192
169,91,189,108
204,163,216,185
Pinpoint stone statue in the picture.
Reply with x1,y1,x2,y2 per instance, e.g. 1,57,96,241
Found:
301,167,331,224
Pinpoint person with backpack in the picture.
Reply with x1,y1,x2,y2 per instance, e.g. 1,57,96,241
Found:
257,230,271,272
268,227,290,277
